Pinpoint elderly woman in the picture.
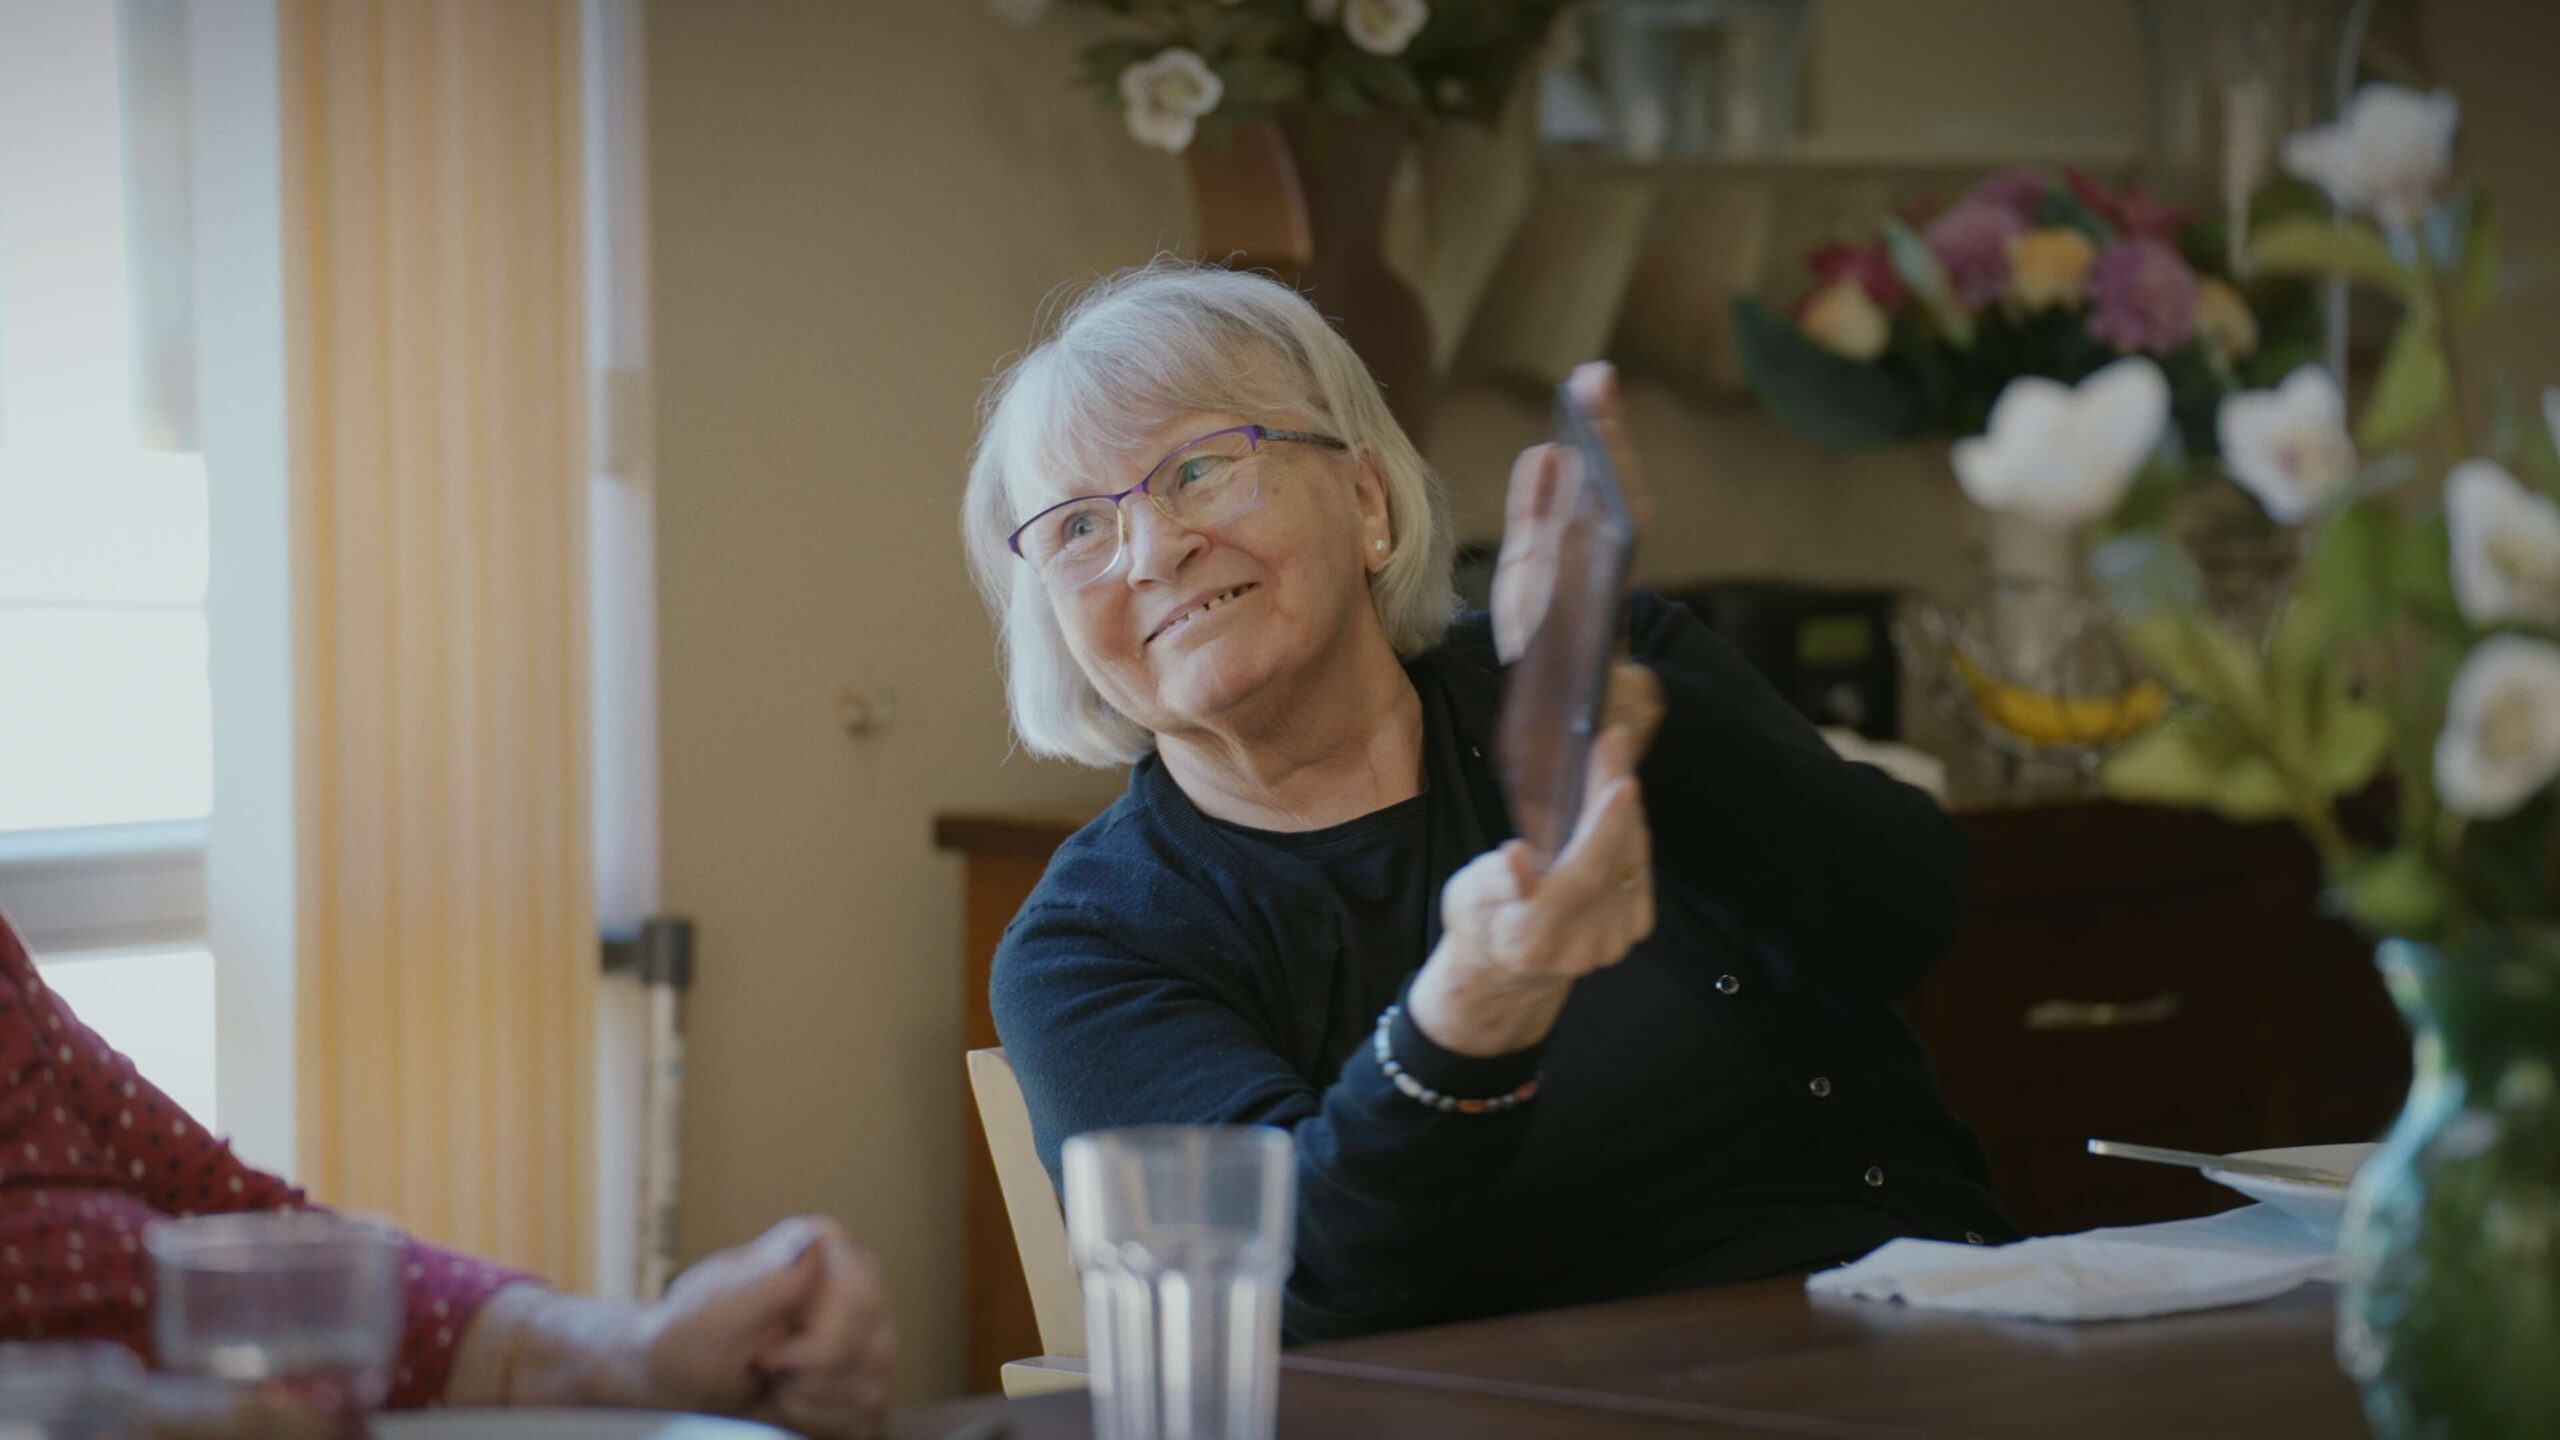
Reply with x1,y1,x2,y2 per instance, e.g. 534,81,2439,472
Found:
963,261,2013,1343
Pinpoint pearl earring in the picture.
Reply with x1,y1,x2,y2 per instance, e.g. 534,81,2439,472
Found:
1373,539,1389,553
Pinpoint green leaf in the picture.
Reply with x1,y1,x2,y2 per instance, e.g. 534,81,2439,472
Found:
2390,510,2463,625
2357,320,2452,451
1350,54,1425,112
2264,594,2330,761
1881,217,1975,348
1217,55,1306,106
1728,297,1917,451
2263,591,2392,797
2336,846,2452,938
2118,611,2265,715
2099,711,2295,822
2248,217,2417,298
2306,499,2400,643
2310,700,2392,794
2456,196,2501,317
1315,60,1371,116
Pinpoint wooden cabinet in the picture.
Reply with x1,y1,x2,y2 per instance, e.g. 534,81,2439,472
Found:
1901,802,2408,1235
937,801,2411,1392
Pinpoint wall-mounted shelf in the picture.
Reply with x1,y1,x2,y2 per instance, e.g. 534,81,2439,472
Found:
1540,138,2144,183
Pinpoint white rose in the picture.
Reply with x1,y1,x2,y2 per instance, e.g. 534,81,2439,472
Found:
2216,367,2358,524
989,0,1049,23
1118,49,1224,154
1952,357,2171,531
2280,83,2460,230
2447,458,2560,627
2435,635,2560,819
1343,0,1429,57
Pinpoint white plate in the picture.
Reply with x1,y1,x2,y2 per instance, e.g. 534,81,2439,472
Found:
374,1412,792,1440
2201,1143,2376,1237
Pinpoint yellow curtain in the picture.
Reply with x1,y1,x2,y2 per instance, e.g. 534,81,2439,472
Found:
280,0,595,1285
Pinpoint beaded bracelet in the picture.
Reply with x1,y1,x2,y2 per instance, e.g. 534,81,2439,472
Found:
1371,1004,1544,1115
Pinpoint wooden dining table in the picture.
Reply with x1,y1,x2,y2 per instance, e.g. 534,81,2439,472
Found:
890,1275,2369,1439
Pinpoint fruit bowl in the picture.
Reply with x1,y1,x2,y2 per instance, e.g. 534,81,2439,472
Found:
1899,580,2168,778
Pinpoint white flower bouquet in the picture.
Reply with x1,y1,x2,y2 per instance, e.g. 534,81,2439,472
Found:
1953,83,2560,944
998,0,1570,153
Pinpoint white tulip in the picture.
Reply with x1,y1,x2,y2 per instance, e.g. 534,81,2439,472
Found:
2447,459,2560,627
1343,0,1429,57
2217,367,2358,524
1952,357,2171,530
1119,49,1224,154
2280,83,2459,230
2435,635,2560,819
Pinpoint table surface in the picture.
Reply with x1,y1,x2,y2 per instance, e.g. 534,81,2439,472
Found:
890,1276,2368,1440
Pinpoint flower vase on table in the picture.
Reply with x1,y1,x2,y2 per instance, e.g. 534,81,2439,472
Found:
2338,936,2560,1438
1917,77,2560,1438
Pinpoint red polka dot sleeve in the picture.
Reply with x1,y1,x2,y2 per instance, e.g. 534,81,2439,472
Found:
0,912,539,1409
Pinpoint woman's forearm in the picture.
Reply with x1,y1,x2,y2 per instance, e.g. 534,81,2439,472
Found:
444,1284,652,1410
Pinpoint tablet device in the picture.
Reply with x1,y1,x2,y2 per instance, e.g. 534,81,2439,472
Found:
1493,383,1639,867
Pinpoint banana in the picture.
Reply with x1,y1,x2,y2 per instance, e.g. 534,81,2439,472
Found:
1947,647,2170,748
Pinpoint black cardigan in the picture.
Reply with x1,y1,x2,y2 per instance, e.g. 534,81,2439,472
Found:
991,591,2014,1343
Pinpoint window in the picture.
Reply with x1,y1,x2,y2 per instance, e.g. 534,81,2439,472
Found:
0,0,217,1124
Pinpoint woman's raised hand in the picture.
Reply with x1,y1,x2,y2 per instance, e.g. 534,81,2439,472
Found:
1407,662,1663,1058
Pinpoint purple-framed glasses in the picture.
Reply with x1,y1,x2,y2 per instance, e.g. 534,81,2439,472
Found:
1007,424,1348,589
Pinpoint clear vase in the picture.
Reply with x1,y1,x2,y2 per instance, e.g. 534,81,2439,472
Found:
2337,936,2560,1438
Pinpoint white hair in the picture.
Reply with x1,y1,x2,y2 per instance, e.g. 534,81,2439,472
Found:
962,259,1459,768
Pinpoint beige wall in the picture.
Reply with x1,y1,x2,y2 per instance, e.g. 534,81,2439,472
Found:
644,0,2557,1403
645,1,1155,1401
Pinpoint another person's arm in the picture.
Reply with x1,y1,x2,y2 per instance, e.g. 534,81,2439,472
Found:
0,920,525,1408
446,1216,894,1439
0,915,892,1437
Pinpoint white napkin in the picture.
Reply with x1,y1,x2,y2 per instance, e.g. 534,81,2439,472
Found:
1806,1204,2336,1321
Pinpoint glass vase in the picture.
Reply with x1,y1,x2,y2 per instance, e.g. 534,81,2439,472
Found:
2337,935,2560,1438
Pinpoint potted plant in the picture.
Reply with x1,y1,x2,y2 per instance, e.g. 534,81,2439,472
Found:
997,0,1575,438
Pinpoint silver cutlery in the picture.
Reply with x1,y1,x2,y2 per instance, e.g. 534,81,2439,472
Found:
2086,1139,2352,1188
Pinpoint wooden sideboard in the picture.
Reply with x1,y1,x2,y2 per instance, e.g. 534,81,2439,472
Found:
935,801,2411,1394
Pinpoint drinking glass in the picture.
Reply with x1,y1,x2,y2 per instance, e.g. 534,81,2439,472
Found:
0,1342,143,1439
144,1212,403,1431
1063,1126,1295,1440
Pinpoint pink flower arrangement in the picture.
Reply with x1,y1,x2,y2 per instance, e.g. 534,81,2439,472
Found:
1924,199,2028,310
1733,168,2298,455
1774,170,2232,362
2087,237,2201,353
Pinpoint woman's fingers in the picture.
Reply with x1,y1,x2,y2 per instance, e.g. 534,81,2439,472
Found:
1565,361,1653,531
1601,662,1664,760
1504,442,1560,535
1544,773,1647,918
1491,444,1562,664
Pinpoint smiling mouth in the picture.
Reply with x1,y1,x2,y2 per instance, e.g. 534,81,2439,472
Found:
1149,584,1258,644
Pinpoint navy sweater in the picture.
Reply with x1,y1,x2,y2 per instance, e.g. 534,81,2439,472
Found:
991,591,2013,1343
